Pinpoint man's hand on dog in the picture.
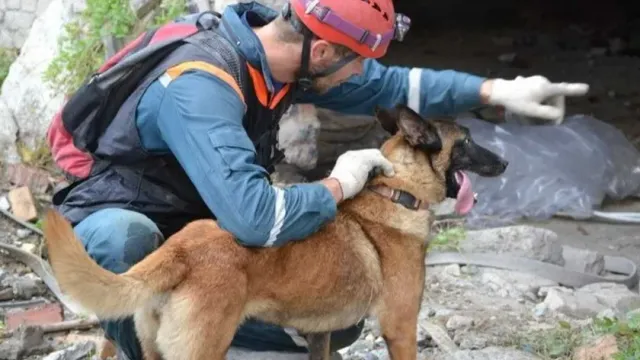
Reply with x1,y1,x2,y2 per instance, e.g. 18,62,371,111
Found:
324,149,395,202
481,75,590,124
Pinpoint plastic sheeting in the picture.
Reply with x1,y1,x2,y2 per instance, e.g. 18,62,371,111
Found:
457,114,640,229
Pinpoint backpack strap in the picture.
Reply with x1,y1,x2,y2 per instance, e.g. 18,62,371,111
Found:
157,28,249,108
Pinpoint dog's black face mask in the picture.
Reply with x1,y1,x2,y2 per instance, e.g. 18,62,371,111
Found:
375,104,508,211
444,127,508,198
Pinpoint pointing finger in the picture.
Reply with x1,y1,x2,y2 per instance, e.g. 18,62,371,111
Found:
545,82,590,97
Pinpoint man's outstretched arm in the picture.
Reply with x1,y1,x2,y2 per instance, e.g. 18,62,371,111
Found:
298,59,588,123
297,59,486,117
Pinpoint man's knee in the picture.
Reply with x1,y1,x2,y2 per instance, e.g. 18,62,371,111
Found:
73,208,163,274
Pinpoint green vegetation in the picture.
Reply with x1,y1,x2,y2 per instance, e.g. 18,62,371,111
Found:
0,48,19,87
428,219,466,252
594,315,640,360
43,0,188,95
509,313,640,359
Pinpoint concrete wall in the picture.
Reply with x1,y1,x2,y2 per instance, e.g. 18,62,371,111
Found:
0,0,52,48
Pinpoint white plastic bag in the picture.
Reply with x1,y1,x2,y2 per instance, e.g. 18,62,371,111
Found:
456,115,640,228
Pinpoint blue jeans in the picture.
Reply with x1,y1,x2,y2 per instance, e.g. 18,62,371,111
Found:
73,208,363,360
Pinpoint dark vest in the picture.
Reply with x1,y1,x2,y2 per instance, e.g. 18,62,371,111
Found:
54,17,296,238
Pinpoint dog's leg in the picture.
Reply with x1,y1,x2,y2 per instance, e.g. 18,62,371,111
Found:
375,264,425,360
306,332,331,360
157,277,247,360
134,305,162,360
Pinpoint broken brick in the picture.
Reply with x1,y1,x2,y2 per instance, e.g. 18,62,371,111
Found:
573,334,619,360
7,186,38,222
5,303,64,331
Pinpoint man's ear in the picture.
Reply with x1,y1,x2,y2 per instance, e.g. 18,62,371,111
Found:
395,105,442,153
374,106,399,134
309,39,334,64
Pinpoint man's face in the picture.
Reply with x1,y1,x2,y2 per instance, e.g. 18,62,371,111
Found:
305,40,365,94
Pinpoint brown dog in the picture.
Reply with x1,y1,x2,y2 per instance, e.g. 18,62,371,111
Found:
42,104,507,360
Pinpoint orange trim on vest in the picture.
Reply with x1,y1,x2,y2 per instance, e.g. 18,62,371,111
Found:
247,64,269,107
246,63,291,110
270,83,291,110
165,61,245,103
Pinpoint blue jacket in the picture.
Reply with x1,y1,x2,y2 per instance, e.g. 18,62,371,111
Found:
134,2,486,247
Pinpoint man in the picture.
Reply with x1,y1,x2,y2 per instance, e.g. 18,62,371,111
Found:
48,0,589,359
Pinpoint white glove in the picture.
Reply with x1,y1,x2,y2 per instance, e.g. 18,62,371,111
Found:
488,75,589,124
329,149,395,199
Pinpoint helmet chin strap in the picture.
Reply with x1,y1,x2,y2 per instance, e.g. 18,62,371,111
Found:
297,28,315,91
294,13,359,92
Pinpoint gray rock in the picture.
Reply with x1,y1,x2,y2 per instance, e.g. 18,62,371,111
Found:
4,10,35,31
5,0,19,10
541,287,607,318
577,282,640,314
446,315,474,331
129,0,161,18
596,308,618,320
16,229,31,239
456,332,488,350
225,347,307,360
22,0,38,12
0,195,11,211
364,318,381,338
444,264,462,277
0,0,78,164
37,0,52,15
435,346,540,360
562,246,604,275
480,269,558,299
0,325,49,360
11,274,46,299
0,338,23,360
349,338,375,353
461,226,564,265
41,341,95,360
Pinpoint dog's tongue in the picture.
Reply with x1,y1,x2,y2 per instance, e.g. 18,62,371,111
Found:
454,171,474,215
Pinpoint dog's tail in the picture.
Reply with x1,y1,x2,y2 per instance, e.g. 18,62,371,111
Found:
43,209,188,319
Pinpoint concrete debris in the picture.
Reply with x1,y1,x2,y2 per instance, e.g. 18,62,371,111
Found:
41,341,96,360
461,225,565,265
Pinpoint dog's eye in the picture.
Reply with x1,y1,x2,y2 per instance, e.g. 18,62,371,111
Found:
464,138,471,145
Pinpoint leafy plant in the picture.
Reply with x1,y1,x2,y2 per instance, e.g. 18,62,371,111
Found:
593,314,640,360
508,314,640,359
428,225,466,252
43,0,188,95
512,320,584,359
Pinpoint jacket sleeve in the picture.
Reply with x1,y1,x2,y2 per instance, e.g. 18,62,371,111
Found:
155,71,337,247
296,59,486,117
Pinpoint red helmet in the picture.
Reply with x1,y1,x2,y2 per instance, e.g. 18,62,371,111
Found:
290,0,409,59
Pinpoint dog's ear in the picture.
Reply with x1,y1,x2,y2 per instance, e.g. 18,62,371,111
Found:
374,106,399,134
395,105,442,153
